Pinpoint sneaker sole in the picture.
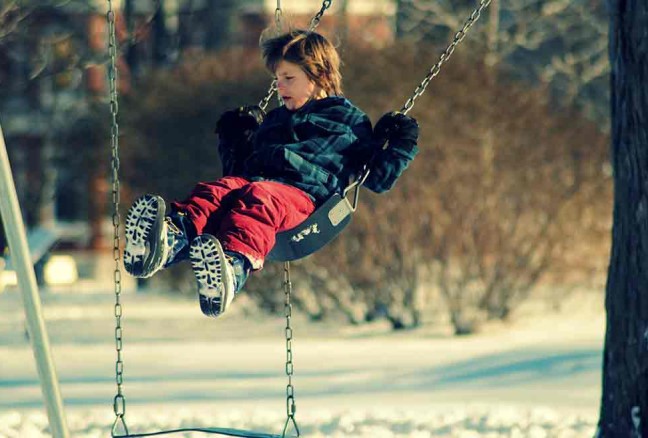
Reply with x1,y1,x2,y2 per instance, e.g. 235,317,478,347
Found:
123,194,166,278
189,235,233,317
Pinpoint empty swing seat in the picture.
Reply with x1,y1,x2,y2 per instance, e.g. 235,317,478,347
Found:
115,426,284,437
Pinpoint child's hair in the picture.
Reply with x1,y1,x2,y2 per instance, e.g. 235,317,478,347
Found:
261,30,342,96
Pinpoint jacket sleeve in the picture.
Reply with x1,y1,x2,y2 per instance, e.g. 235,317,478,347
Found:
363,135,419,194
345,115,375,175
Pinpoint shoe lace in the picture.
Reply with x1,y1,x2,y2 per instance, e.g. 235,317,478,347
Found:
164,216,182,235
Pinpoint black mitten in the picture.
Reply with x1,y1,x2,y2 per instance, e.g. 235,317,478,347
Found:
364,112,420,194
373,112,419,150
215,105,265,143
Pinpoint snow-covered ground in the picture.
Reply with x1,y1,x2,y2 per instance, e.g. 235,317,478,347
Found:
0,286,605,437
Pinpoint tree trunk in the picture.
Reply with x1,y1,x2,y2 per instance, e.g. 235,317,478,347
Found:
204,0,235,50
124,0,138,73
598,1,648,436
152,0,169,66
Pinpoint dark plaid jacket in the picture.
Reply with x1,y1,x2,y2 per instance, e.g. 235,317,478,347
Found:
219,97,419,204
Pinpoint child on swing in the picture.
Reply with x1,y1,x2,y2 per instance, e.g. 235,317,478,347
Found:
123,30,419,317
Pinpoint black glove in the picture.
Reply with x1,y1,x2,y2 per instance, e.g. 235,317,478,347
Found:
373,112,419,149
215,105,265,143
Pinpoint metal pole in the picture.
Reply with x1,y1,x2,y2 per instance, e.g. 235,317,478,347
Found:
0,121,70,438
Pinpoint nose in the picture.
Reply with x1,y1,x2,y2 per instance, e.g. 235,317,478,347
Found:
276,79,286,91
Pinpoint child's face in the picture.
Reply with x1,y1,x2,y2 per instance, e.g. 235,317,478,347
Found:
275,60,320,111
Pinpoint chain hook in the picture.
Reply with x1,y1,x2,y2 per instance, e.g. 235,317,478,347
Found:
111,394,128,437
282,414,300,438
111,416,129,438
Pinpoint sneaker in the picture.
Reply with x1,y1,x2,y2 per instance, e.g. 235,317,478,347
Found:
189,235,236,317
123,194,169,278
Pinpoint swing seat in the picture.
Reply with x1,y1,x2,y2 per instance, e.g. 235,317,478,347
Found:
115,426,283,437
267,192,354,262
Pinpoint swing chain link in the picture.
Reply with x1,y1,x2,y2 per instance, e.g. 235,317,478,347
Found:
259,0,283,111
107,0,128,436
259,0,333,111
309,0,332,31
401,0,492,115
259,81,278,112
282,262,300,437
275,0,283,31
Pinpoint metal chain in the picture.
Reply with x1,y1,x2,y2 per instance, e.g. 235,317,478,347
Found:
259,0,334,111
107,1,128,436
275,0,283,31
308,0,332,31
400,0,492,115
259,81,278,112
281,262,300,437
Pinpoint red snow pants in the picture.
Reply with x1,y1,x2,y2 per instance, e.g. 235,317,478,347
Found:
171,176,316,269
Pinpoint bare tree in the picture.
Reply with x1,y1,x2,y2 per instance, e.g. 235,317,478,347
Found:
597,0,648,435
396,0,609,121
423,65,609,333
0,1,93,228
0,2,22,40
0,0,168,246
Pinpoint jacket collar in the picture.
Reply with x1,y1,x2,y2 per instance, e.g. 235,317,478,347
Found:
280,96,348,116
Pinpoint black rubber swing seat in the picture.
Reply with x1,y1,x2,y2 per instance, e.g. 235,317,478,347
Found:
267,192,355,262
115,426,283,437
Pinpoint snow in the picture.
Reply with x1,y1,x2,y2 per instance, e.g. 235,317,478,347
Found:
0,287,605,437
